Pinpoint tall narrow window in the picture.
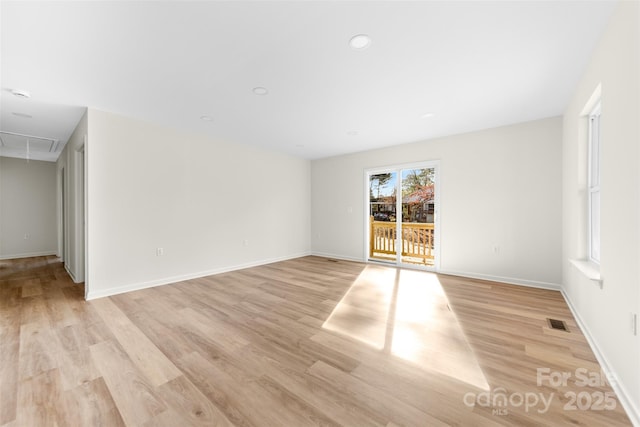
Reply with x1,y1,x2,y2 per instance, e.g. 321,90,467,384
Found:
588,103,601,263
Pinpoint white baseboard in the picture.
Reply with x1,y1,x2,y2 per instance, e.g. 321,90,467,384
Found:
0,251,57,261
561,290,640,426
438,269,561,291
85,251,312,300
310,251,366,263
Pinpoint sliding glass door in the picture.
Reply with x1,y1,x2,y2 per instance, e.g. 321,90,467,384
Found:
367,162,439,269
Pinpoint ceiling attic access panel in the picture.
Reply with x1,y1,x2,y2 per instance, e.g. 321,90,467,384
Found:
0,131,61,162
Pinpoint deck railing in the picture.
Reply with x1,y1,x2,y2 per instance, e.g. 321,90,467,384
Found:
369,217,434,265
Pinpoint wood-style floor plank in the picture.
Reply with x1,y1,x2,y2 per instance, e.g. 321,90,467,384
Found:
0,284,21,425
59,377,126,427
307,359,449,427
89,340,167,426
15,368,63,426
153,375,234,427
54,322,102,391
17,321,59,381
91,297,182,388
0,255,633,426
237,344,388,427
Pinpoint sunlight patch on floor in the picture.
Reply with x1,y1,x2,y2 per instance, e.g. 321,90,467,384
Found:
322,265,396,349
323,265,490,390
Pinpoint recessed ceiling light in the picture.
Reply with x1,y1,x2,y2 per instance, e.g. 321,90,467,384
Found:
347,131,359,136
253,87,268,96
11,89,30,99
349,34,371,50
200,115,213,122
421,112,435,118
11,112,32,119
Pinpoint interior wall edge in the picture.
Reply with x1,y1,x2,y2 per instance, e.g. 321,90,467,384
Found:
65,263,80,284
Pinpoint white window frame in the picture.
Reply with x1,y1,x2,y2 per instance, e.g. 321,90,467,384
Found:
588,102,601,264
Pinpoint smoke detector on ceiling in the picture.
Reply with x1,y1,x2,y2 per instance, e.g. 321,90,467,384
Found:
349,34,371,50
253,87,268,96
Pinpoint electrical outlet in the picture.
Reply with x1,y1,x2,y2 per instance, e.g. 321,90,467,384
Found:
242,240,249,247
156,247,164,256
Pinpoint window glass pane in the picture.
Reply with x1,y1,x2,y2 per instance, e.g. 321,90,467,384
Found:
401,168,435,224
588,103,601,263
590,114,600,187
590,190,600,262
401,168,435,266
369,172,397,221
369,172,397,263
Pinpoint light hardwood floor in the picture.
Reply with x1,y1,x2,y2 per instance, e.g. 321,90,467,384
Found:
0,255,632,426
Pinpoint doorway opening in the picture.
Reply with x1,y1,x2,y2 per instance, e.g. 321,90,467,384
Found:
366,162,439,269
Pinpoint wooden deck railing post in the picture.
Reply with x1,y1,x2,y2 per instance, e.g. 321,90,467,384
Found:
369,216,374,258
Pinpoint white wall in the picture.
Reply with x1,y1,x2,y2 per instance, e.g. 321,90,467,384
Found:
85,109,310,299
311,116,563,288
562,1,640,423
56,110,88,283
0,156,57,259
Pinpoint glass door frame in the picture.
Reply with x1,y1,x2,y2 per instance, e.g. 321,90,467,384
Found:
364,160,441,271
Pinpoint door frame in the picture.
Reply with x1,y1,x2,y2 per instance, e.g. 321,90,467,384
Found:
74,142,85,284
364,160,441,271
59,167,67,263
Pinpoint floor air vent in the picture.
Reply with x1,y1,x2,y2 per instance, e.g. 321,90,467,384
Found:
547,318,569,332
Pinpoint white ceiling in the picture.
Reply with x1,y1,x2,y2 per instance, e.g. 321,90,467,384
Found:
0,1,616,161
